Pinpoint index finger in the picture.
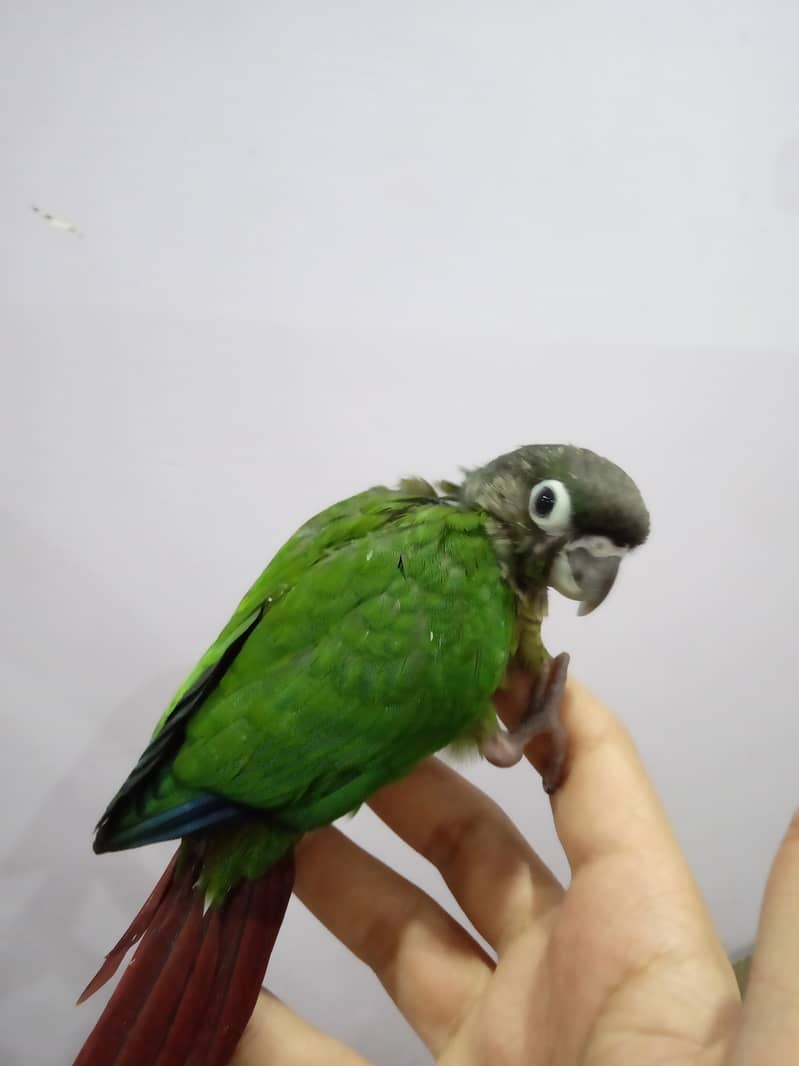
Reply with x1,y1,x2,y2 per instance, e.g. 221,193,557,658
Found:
495,669,736,985
494,669,700,875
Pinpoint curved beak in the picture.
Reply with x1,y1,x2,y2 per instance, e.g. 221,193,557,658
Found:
549,536,626,616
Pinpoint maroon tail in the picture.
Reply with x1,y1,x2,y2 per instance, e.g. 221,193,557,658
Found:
73,850,295,1066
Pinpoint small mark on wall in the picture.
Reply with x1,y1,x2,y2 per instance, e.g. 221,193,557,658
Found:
31,204,82,236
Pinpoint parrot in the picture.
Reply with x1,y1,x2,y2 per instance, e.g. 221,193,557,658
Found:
73,444,649,1066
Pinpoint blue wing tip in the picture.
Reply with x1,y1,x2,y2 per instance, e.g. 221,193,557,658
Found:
93,794,250,852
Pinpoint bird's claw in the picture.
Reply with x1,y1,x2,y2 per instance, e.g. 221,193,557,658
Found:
481,652,571,793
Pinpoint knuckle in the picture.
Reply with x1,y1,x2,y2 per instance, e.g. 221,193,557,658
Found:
420,809,495,873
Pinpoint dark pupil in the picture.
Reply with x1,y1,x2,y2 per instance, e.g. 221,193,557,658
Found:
535,486,556,517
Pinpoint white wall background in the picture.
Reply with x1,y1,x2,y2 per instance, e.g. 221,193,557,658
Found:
2,3,798,1064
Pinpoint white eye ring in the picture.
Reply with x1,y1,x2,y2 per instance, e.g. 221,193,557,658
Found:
528,479,572,536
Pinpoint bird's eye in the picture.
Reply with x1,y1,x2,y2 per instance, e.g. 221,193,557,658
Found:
528,479,572,536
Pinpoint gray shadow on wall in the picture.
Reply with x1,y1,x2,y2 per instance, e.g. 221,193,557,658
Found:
0,681,178,991
0,510,191,1061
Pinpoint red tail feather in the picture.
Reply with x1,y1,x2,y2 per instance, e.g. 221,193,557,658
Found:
153,911,221,1066
74,850,294,1066
77,852,180,1004
201,868,293,1066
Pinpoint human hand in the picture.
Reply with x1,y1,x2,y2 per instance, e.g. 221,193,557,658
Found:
232,674,798,1065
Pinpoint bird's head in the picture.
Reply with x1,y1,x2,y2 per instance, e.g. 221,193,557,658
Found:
461,444,649,614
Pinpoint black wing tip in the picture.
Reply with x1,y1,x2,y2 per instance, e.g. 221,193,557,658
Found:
92,816,112,854
92,831,115,855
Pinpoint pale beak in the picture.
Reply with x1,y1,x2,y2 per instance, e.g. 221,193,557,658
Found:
549,535,627,616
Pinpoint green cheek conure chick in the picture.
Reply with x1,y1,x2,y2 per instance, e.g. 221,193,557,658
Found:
73,444,650,1066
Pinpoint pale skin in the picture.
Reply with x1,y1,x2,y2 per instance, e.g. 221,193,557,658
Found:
232,672,799,1066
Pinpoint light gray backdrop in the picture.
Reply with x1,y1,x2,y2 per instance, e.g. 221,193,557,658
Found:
2,4,798,1065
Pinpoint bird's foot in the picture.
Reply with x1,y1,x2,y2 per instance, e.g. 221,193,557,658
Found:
480,652,570,794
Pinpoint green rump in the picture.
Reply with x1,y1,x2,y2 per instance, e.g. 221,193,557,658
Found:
97,488,516,899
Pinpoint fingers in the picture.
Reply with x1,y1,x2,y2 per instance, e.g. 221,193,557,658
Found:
550,678,684,870
495,669,735,986
293,825,492,1056
369,756,562,953
728,812,799,1066
232,990,373,1066
496,669,695,875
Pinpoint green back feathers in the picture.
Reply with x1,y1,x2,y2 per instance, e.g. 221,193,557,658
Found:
96,488,516,863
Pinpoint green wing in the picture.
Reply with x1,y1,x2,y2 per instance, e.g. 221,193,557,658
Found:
96,489,514,851
151,489,401,732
